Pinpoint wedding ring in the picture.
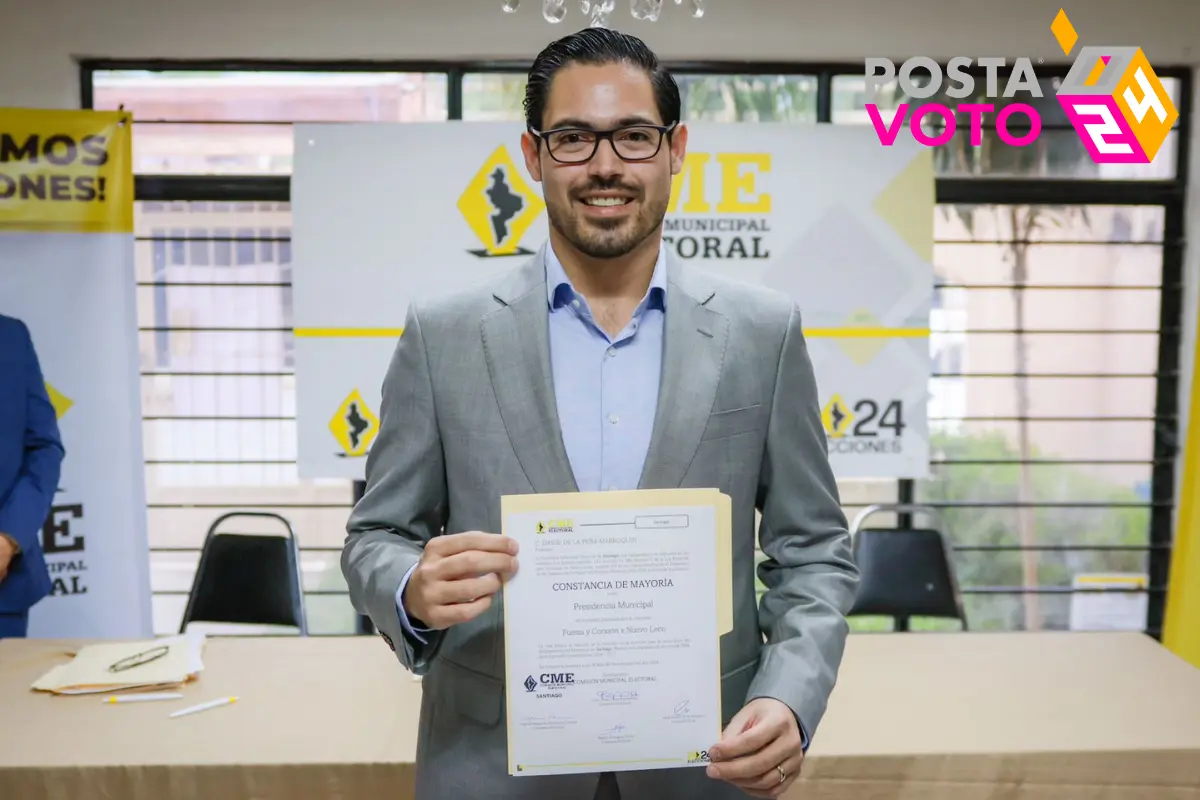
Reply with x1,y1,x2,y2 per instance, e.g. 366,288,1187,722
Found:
777,765,786,784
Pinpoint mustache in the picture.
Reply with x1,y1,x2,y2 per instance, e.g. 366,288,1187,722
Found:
572,178,641,199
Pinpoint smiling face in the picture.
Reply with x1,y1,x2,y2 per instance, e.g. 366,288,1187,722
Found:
521,61,687,261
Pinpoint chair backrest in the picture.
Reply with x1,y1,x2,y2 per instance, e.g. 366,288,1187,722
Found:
849,528,967,623
848,504,967,631
180,512,308,635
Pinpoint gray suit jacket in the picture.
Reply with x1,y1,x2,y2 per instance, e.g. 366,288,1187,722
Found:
342,246,858,799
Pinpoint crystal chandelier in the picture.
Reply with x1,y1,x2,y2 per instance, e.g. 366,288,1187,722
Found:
502,0,706,26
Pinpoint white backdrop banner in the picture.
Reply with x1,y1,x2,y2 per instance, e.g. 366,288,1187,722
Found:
0,108,153,638
292,122,933,480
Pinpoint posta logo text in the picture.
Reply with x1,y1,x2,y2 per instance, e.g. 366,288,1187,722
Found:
863,7,1177,164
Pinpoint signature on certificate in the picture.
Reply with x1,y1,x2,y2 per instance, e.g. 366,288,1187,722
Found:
672,699,691,717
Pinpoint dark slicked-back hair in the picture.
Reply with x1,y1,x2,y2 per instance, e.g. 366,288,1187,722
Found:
523,27,682,131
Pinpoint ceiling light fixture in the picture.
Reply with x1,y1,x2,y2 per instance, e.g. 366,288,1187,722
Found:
502,0,706,26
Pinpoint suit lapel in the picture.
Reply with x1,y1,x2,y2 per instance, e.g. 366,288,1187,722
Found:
480,249,579,494
638,257,729,490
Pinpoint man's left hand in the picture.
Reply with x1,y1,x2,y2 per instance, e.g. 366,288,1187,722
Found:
705,698,803,798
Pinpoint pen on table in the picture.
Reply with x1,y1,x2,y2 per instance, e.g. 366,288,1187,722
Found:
105,692,184,704
169,696,238,719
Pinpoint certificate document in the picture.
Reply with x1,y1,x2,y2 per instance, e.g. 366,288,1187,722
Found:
501,489,724,777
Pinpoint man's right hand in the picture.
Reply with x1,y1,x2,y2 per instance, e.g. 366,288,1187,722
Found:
402,532,519,630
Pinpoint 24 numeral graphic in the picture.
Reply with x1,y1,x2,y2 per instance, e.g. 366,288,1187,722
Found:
851,399,905,437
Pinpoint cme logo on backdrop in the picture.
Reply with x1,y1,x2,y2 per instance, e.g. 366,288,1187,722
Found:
329,388,378,459
458,145,545,258
863,7,1178,165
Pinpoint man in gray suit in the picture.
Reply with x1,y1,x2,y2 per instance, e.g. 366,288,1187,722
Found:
343,27,858,800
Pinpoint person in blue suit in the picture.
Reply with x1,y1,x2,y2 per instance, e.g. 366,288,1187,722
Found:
0,314,64,638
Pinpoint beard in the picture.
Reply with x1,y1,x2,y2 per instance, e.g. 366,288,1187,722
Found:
545,180,668,259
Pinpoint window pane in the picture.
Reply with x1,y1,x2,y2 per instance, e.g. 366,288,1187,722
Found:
938,294,1160,336
921,202,1162,630
235,228,257,265
126,122,292,175
939,331,1159,374
463,72,527,121
941,419,1152,461
95,71,449,174
461,72,820,124
259,228,276,262
925,462,1152,504
168,228,187,265
134,199,354,633
832,73,1181,179
213,228,233,266
938,204,1164,246
931,375,1157,418
958,590,1125,633
678,74,817,122
94,70,449,122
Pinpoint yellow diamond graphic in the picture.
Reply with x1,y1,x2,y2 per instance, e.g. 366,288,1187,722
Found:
457,145,545,257
872,148,933,263
837,308,890,366
329,389,379,458
536,521,546,535
821,394,855,438
1050,8,1078,56
44,382,73,420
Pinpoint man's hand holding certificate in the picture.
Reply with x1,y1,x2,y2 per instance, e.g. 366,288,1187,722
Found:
402,532,520,629
501,488,733,779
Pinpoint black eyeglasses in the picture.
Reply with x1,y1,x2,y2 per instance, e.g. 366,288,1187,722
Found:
530,122,677,164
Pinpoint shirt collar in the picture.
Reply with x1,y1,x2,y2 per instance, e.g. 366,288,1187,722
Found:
545,242,667,313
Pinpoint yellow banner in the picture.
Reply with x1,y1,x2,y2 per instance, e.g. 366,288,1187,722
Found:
0,108,133,234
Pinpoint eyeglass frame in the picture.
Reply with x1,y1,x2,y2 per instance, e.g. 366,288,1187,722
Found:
528,120,680,164
108,644,170,673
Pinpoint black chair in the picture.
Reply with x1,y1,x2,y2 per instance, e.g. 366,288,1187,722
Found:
847,503,967,631
179,511,308,635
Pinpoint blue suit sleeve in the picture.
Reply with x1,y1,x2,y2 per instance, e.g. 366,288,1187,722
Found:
0,322,64,552
394,562,434,644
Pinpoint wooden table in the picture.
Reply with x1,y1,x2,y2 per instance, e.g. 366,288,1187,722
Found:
2,631,1199,799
